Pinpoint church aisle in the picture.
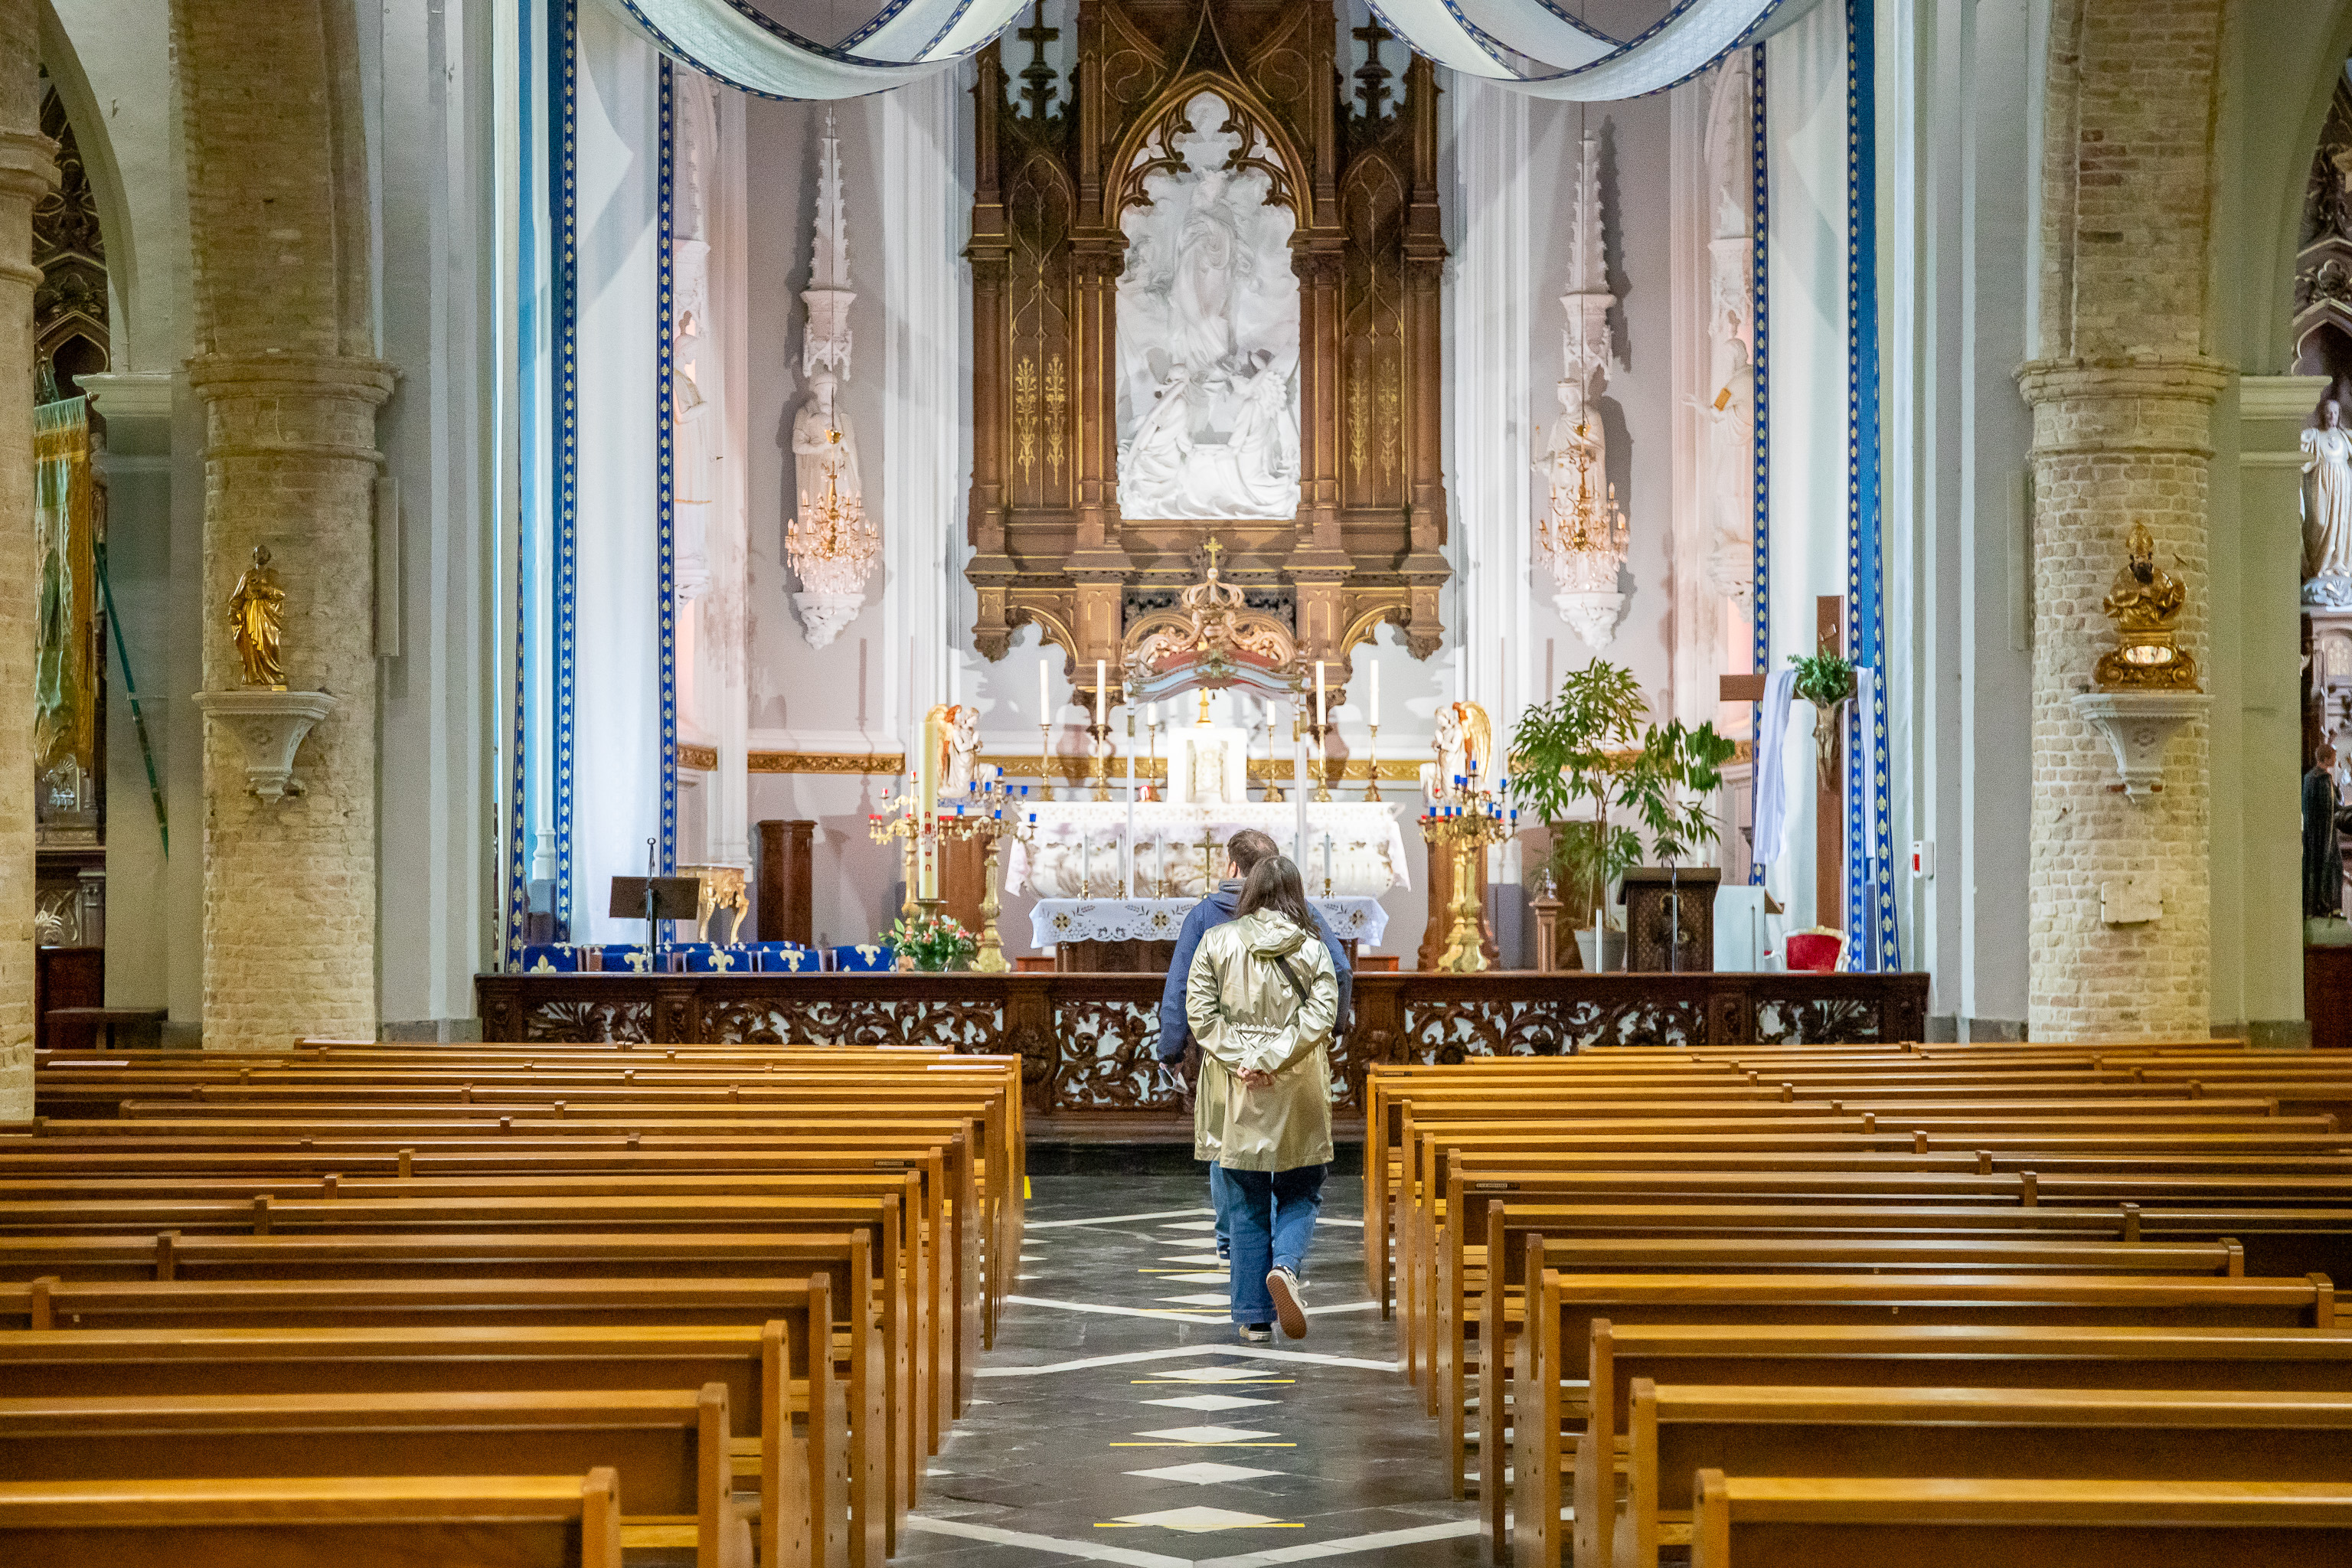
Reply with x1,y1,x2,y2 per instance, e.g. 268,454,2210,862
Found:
900,1153,1486,1567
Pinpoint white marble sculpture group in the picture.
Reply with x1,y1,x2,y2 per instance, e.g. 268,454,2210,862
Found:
1115,91,1303,521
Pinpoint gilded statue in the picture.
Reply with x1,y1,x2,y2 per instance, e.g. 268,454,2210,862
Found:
2094,519,2198,691
227,544,289,691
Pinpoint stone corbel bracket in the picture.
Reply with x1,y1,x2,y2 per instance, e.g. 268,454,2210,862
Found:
194,690,339,803
2069,689,2209,804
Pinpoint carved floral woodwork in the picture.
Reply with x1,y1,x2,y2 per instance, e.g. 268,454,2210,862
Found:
966,0,1449,710
475,970,1932,1112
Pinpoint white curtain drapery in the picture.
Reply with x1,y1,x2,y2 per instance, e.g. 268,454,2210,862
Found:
597,0,1028,99
599,0,1825,102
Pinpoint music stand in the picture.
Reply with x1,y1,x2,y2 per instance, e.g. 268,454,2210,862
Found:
609,875,702,959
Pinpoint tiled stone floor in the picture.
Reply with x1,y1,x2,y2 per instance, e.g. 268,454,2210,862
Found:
900,1149,1485,1567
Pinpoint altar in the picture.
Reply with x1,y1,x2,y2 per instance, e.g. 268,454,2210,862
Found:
1004,802,1409,901
1029,895,1388,972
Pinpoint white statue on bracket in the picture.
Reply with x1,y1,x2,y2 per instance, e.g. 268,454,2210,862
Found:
786,109,878,649
1116,90,1302,521
670,72,720,608
1697,56,1756,609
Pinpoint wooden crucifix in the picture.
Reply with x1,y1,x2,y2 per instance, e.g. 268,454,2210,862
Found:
1719,595,1846,931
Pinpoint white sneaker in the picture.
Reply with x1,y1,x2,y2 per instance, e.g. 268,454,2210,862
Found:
1239,1322,1272,1344
1266,1268,1308,1339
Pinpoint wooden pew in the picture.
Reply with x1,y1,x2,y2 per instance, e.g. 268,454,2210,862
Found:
1687,1474,2352,1567
1622,1383,2352,1568
0,1229,898,1563
0,1319,846,1568
1558,1321,2352,1568
1432,1230,2245,1507
0,1470,626,1568
1508,1269,2341,1568
0,1385,754,1568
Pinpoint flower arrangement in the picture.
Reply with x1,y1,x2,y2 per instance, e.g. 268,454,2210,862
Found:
885,909,978,972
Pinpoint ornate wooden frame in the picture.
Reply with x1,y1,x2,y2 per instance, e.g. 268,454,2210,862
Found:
965,0,1449,709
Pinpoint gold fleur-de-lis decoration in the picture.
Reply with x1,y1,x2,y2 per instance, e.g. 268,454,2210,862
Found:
1044,354,1068,485
1013,357,1040,485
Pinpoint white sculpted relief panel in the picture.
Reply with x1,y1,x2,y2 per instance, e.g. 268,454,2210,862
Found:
1116,91,1301,520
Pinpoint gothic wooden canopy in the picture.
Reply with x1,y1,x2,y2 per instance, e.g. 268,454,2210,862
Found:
965,0,1449,708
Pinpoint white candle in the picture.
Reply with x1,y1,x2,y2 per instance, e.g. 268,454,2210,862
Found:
1094,660,1106,724
1038,655,1050,722
1321,832,1334,894
1315,661,1327,728
1292,725,1308,863
1369,662,1380,727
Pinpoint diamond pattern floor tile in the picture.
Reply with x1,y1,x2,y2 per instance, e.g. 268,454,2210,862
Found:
1132,1423,1278,1443
1156,1220,1222,1232
1163,1253,1227,1266
1157,1292,1234,1306
1136,1364,1280,1382
1138,1393,1277,1412
1123,1460,1285,1486
1152,1269,1230,1282
1108,1504,1288,1530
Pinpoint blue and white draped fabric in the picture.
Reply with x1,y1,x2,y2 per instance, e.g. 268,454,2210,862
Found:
520,944,583,973
678,942,757,972
597,0,1821,103
594,0,1032,100
1364,0,1824,99
593,943,660,972
832,943,898,973
749,942,819,973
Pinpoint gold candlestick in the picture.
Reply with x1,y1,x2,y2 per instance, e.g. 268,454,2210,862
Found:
1087,721,1112,802
1310,722,1334,803
1261,706,1285,802
1422,805,1514,973
1364,722,1384,802
1035,724,1057,800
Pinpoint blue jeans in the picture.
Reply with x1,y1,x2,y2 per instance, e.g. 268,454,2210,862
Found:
1209,1163,1230,1253
1220,1163,1327,1324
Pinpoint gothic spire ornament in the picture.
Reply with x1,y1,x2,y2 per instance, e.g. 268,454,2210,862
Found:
1535,126,1629,649
788,109,876,649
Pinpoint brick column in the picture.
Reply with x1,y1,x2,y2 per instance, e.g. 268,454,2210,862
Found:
2020,0,2227,1038
2017,358,2226,1037
175,0,394,1047
0,0,51,1116
190,355,395,1047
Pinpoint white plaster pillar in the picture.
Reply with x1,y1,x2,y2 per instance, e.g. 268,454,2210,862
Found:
1449,77,1533,949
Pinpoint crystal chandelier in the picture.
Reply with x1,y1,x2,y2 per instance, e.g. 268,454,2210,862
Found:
786,428,879,648
1538,420,1629,648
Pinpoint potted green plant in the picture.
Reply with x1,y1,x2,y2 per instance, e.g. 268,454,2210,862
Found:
1507,661,1646,972
1787,648,1856,782
884,909,978,972
1509,660,1738,972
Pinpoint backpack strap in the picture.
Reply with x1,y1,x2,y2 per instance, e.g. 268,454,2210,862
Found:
1269,952,1312,1005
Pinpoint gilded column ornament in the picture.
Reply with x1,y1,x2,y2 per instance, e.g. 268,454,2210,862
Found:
227,545,288,690
1014,355,1038,485
1044,354,1067,483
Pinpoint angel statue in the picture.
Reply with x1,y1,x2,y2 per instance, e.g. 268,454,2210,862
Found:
928,702,982,797
227,544,289,690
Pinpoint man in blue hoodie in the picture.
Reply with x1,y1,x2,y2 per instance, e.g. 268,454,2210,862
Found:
1158,828,1354,1258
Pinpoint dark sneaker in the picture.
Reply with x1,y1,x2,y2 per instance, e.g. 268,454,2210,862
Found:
1266,1268,1308,1339
1240,1322,1272,1344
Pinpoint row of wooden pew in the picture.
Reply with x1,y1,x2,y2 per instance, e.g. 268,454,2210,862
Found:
1362,1041,2352,1566
0,1040,1027,1568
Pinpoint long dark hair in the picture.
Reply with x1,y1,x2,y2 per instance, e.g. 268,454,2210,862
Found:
1235,854,1314,930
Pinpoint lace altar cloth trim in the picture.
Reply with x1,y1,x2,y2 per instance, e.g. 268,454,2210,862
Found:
1029,896,1389,949
1005,801,1409,899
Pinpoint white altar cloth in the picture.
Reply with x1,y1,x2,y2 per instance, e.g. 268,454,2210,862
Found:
1005,801,1409,900
1029,897,1390,949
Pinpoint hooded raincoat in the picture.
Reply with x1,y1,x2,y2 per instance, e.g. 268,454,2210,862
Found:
1184,909,1339,1172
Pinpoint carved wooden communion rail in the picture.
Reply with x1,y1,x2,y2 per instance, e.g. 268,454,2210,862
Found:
474,972,1929,1116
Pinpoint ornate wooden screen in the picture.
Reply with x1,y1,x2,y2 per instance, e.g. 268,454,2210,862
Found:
966,0,1449,708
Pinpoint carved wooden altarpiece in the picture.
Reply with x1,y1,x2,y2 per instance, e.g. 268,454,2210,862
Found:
965,0,1449,709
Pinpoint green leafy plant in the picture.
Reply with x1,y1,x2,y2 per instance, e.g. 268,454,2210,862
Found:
884,910,978,972
1787,648,1856,709
1622,717,1740,867
1506,660,1736,912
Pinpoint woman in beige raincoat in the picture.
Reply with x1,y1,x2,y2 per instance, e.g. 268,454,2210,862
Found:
1184,854,1339,1341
